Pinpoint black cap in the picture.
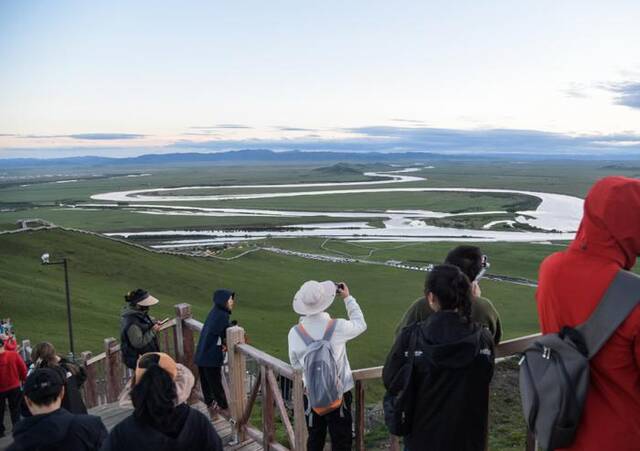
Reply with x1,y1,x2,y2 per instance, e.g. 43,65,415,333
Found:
24,368,64,401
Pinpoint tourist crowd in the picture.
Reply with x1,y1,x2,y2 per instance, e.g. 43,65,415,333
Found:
1,176,639,451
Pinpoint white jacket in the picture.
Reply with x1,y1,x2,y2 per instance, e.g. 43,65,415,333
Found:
287,296,367,393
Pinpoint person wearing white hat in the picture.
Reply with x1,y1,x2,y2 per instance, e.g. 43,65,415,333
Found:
288,280,367,451
120,289,162,370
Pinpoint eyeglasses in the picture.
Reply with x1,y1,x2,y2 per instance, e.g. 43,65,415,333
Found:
475,255,490,282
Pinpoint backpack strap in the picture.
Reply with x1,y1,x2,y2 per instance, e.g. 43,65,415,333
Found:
294,324,315,347
577,270,640,359
322,319,338,341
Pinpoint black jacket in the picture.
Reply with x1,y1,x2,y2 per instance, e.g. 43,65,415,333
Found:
120,307,160,369
383,311,495,451
99,404,222,451
8,408,107,451
194,289,233,367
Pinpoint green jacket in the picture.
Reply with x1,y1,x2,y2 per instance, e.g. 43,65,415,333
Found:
394,295,502,344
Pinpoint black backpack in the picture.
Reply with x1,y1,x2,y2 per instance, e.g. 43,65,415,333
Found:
382,323,420,436
519,270,640,450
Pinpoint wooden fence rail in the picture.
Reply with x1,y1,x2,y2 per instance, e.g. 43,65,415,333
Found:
69,304,539,450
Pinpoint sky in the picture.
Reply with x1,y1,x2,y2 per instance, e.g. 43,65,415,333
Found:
1,0,640,158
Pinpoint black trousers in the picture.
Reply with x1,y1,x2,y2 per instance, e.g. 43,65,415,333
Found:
306,391,353,451
0,387,22,435
198,366,228,409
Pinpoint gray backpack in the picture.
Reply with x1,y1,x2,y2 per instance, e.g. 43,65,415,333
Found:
519,270,640,450
295,319,344,415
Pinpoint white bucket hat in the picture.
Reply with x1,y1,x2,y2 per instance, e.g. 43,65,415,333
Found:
293,280,336,316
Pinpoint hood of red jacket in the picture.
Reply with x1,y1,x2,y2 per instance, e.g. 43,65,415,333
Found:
570,176,640,269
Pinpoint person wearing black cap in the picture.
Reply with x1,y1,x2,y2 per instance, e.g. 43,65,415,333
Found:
8,368,107,451
120,288,162,369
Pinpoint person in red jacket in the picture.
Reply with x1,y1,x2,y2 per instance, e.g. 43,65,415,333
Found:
537,176,640,451
0,336,28,437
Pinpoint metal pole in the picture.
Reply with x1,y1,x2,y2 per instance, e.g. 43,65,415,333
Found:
63,258,75,358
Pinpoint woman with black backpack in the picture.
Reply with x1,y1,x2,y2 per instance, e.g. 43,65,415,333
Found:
383,264,495,451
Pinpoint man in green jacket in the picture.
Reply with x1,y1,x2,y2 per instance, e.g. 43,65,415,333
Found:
395,245,502,344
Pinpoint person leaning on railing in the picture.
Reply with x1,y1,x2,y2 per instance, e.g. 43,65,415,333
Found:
120,289,161,370
395,245,502,345
194,288,235,418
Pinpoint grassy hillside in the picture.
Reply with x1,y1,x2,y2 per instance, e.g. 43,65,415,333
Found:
0,229,541,361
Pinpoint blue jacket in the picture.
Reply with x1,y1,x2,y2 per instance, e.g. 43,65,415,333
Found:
194,289,233,367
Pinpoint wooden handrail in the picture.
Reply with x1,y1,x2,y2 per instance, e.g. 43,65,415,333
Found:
237,342,295,379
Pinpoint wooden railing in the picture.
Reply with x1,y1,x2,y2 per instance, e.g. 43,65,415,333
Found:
68,304,539,450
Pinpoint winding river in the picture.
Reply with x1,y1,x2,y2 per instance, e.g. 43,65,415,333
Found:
89,168,584,247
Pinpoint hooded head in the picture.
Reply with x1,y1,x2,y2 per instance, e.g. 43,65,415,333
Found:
570,176,640,269
213,289,235,311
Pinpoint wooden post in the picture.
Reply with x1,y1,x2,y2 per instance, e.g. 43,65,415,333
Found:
227,326,247,442
292,370,307,451
261,366,275,450
104,338,122,403
174,303,196,374
81,351,98,408
354,380,366,451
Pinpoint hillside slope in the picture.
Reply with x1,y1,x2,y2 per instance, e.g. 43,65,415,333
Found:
0,229,538,364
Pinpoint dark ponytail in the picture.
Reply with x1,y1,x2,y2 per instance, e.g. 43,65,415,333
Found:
131,362,177,430
425,264,472,322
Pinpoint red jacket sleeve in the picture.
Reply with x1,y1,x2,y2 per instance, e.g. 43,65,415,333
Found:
16,353,27,382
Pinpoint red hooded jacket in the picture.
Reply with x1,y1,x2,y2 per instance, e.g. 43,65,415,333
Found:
537,176,640,451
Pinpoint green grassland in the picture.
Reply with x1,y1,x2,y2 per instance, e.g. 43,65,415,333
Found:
0,229,544,359
203,190,540,213
264,237,565,281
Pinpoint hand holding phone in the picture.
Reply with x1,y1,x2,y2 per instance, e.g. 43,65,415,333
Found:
335,282,350,299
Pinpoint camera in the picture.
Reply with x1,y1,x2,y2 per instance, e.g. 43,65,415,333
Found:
335,282,345,294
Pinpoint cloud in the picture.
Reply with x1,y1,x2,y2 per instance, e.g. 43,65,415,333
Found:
603,81,640,109
275,126,317,132
69,133,145,140
0,133,17,137
390,118,427,124
189,124,253,130
20,133,145,140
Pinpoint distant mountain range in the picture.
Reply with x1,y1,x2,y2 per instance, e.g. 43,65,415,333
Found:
0,149,448,168
0,148,634,168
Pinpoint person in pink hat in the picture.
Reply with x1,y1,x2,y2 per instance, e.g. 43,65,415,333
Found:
288,280,367,451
